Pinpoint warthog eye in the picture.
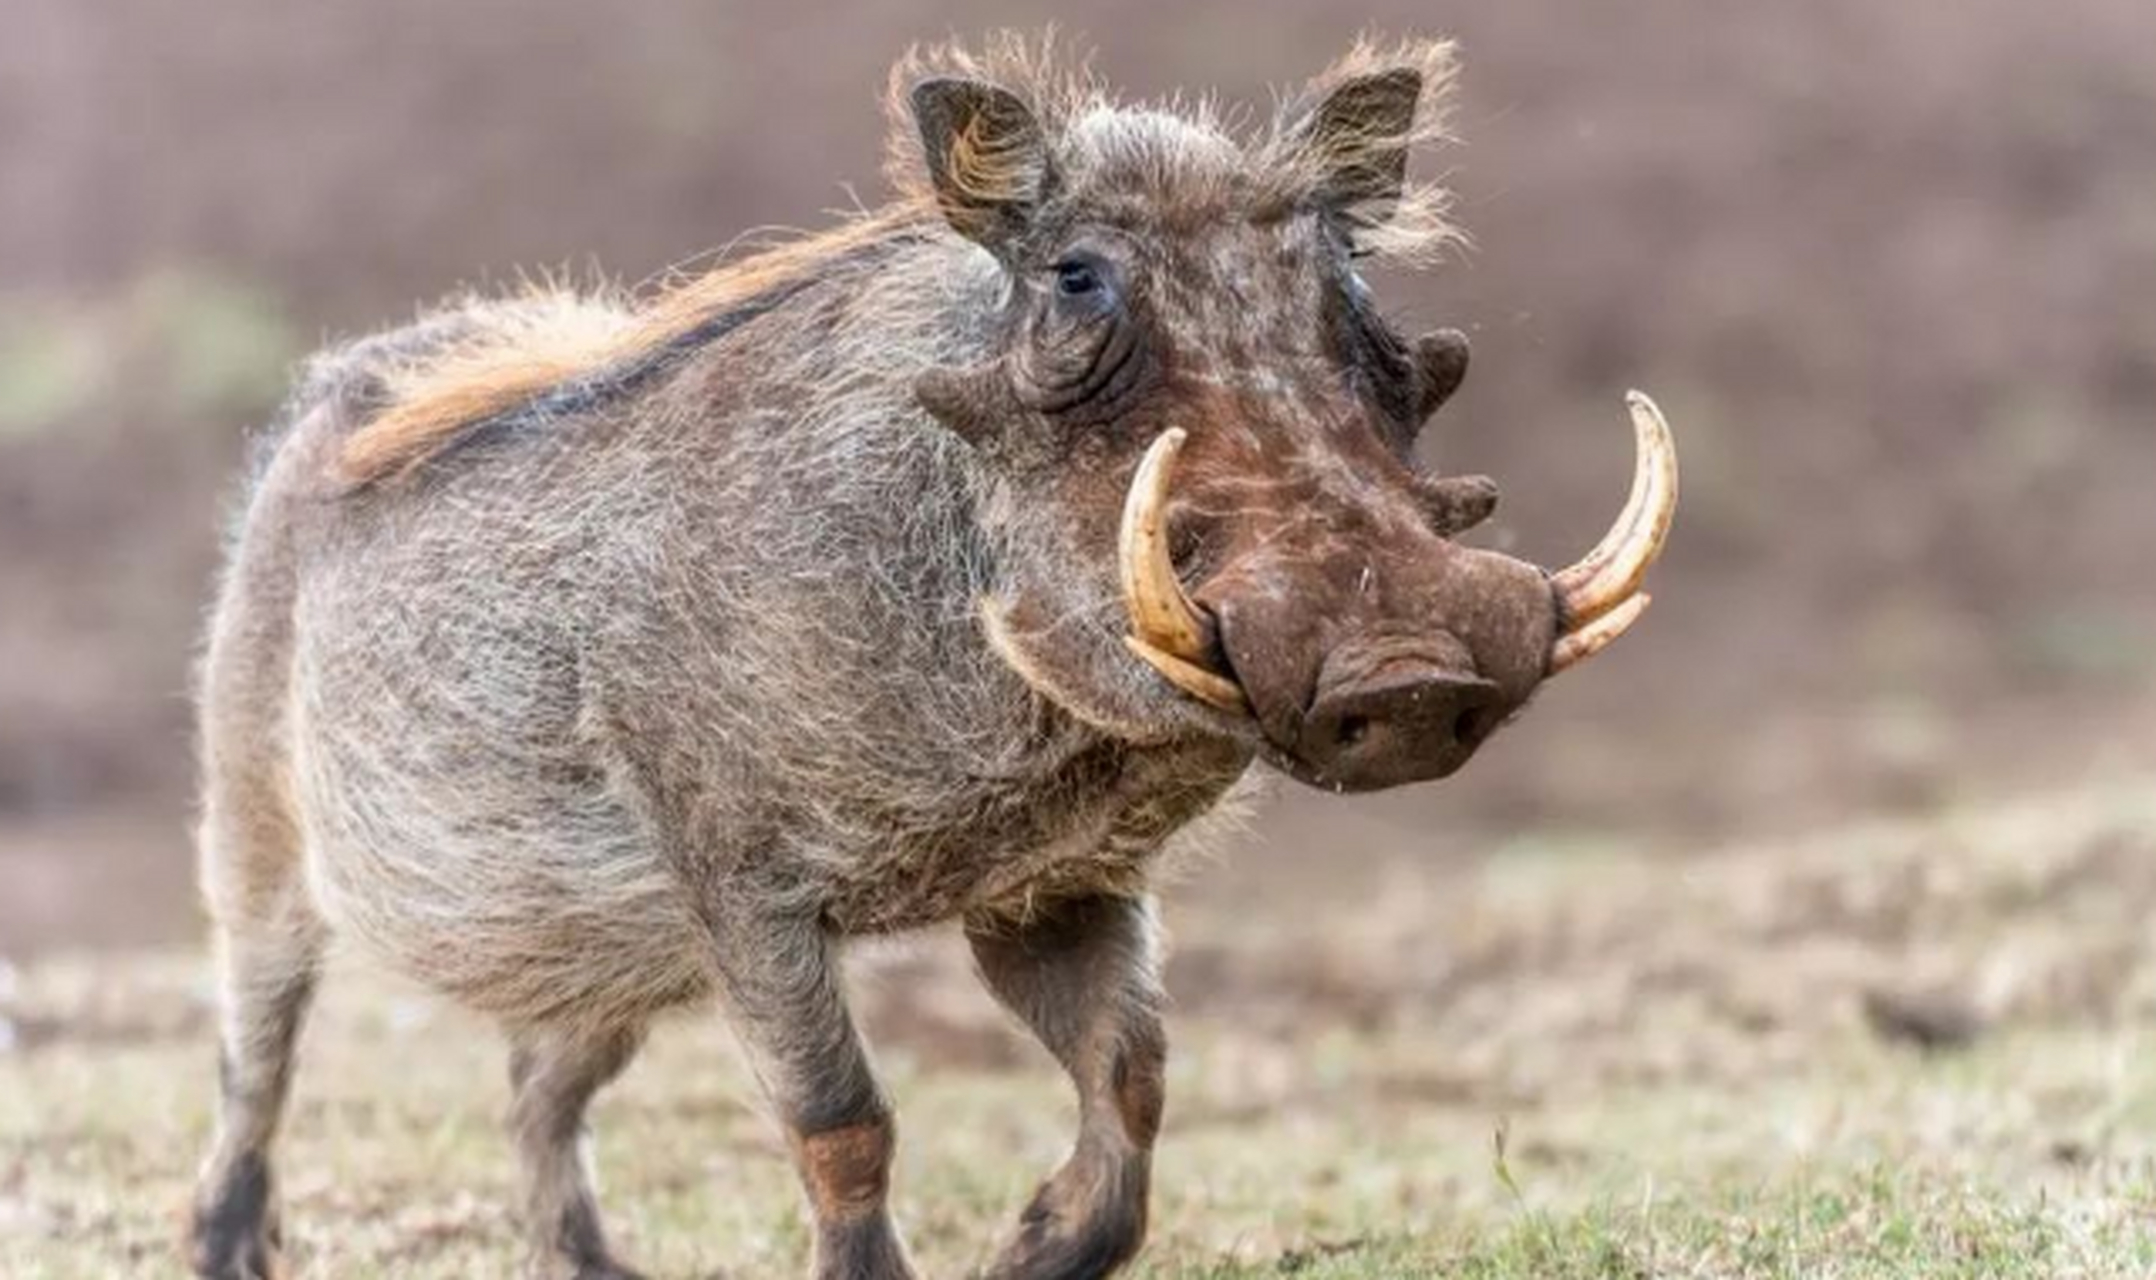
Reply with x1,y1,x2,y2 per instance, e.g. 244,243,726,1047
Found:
1024,248,1136,415
1049,251,1123,321
1055,258,1104,298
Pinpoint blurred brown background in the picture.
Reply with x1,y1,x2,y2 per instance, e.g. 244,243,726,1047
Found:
3,0,2153,955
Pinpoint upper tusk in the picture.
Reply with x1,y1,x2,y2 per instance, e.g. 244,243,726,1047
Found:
1118,427,1217,661
1549,391,1679,629
1548,592,1651,675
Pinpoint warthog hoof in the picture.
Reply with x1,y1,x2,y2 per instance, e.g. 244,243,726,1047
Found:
983,1153,1148,1280
186,1151,285,1280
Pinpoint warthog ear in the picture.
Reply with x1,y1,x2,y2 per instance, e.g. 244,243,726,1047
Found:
910,77,1053,255
1295,66,1425,227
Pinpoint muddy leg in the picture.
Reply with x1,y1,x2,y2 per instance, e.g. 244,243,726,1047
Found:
967,894,1166,1280
507,1023,647,1280
712,912,914,1280
187,866,324,1280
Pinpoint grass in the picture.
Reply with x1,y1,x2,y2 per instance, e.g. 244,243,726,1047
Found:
7,777,2156,1276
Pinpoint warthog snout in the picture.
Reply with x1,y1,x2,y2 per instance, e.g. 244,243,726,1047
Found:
1297,651,1499,789
1121,394,1678,791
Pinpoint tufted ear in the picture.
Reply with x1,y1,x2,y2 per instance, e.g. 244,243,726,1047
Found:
1294,66,1425,227
909,77,1054,256
1260,38,1459,259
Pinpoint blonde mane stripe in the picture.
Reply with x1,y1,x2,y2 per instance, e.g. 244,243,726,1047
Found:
334,31,1465,487
335,204,929,486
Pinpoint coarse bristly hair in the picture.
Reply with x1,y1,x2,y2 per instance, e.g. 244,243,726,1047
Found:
333,32,1464,488
189,35,1573,1280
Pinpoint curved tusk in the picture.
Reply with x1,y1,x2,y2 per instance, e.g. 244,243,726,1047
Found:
1549,592,1651,675
1549,391,1679,629
1118,427,1216,661
1124,636,1250,713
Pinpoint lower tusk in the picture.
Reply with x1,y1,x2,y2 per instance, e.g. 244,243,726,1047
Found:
1124,635,1250,714
1548,593,1652,676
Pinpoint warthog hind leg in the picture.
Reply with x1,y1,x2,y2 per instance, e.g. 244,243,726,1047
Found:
187,818,325,1280
507,1022,648,1279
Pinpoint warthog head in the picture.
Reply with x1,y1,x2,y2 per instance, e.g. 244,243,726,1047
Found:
907,39,1677,791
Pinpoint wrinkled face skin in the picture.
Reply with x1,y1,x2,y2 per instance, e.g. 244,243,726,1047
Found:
911,62,1673,792
1020,215,1555,791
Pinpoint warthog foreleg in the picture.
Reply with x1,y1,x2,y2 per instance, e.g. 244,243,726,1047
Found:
967,894,1166,1280
506,1023,648,1279
713,910,916,1280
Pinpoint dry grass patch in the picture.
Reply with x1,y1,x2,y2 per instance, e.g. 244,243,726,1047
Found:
6,777,2156,1276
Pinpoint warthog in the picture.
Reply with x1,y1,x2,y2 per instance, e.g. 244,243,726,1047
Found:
186,35,1676,1280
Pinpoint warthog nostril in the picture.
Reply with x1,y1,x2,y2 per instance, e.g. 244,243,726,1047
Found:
1296,657,1503,791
